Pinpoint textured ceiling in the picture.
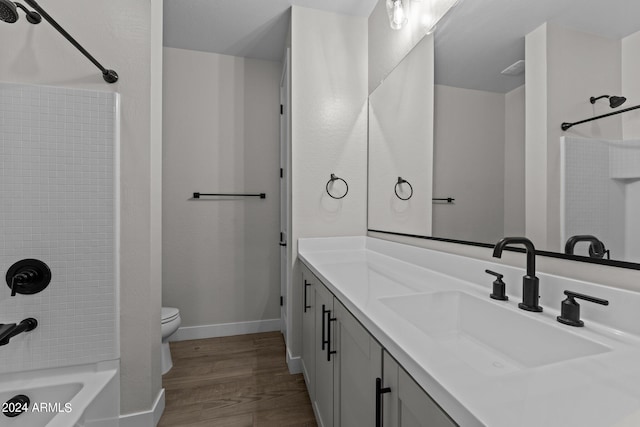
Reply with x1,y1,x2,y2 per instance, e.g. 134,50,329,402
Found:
163,0,640,93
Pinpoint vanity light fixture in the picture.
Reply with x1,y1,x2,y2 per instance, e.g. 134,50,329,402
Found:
386,0,409,30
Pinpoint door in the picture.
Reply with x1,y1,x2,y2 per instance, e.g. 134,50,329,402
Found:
279,48,291,335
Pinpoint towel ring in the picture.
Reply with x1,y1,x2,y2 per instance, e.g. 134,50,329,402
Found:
326,174,348,199
394,177,413,201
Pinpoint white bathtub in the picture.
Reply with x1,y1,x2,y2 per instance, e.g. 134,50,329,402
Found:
0,360,119,427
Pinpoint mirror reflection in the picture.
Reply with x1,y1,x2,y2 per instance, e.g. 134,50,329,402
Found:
368,35,434,236
367,0,640,265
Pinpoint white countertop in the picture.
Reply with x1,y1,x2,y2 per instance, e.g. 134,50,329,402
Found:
298,236,640,427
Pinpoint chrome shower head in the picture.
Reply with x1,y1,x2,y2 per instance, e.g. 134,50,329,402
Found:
591,94,627,109
0,0,18,23
0,0,40,24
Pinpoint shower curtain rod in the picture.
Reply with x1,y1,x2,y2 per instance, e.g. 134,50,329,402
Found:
23,0,118,83
562,103,640,131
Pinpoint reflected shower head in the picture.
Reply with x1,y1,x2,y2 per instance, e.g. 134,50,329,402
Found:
0,0,40,24
609,96,627,108
0,0,18,23
590,94,627,109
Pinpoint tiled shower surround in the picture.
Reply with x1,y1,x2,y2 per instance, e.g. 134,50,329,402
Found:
0,82,118,373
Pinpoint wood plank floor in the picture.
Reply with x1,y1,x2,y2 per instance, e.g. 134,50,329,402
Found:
159,332,318,427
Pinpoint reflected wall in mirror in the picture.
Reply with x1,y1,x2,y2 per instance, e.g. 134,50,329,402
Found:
368,35,434,235
367,0,640,266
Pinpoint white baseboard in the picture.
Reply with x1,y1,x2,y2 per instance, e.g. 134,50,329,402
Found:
119,388,165,427
287,347,303,374
171,318,281,342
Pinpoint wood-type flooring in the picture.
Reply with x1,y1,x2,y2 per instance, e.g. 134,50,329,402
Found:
158,332,317,427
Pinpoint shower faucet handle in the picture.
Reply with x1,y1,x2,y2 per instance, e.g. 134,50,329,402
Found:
5,259,52,297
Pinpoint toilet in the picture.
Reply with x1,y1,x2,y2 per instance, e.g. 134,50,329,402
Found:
161,307,181,375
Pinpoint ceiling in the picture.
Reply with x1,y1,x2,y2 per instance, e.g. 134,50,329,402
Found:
163,0,378,61
164,0,640,93
434,0,640,93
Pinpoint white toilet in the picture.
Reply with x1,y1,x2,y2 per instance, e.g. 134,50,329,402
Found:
161,307,181,375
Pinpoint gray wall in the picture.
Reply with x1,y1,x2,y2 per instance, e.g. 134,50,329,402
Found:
0,0,163,416
162,47,281,330
432,84,506,243
504,85,526,236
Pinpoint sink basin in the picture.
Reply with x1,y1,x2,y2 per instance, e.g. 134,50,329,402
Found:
380,291,610,374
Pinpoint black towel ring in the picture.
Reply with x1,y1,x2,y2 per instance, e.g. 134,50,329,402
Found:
326,174,348,199
394,177,413,201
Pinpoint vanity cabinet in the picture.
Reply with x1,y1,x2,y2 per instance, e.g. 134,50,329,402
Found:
333,299,382,427
301,265,456,427
382,351,456,427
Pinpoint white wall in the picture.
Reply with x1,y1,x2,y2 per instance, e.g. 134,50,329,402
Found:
163,48,281,330
0,0,162,416
289,6,368,361
0,84,117,373
525,24,550,249
432,85,505,243
504,85,526,236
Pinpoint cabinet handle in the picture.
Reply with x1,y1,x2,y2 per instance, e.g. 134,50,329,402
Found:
375,377,391,427
304,280,311,312
326,311,336,362
321,304,328,350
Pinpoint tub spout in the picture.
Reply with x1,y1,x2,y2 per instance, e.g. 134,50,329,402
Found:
0,318,37,346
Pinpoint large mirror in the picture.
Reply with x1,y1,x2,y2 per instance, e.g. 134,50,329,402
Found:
367,0,640,267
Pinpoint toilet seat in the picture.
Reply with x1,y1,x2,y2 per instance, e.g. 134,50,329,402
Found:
161,307,181,375
162,307,180,324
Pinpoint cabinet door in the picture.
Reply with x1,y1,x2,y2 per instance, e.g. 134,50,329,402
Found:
314,282,335,427
382,351,457,427
334,300,382,427
301,268,316,401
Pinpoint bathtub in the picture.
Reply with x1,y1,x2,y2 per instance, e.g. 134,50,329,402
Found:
0,360,119,427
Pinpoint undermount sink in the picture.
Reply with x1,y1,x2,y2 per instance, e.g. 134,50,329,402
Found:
380,291,610,375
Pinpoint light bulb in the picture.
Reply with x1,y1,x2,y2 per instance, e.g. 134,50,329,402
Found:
386,0,408,30
392,1,405,26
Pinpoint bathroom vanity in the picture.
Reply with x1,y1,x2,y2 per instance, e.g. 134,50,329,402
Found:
298,236,640,427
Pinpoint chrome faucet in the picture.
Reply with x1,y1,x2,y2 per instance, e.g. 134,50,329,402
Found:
492,237,543,312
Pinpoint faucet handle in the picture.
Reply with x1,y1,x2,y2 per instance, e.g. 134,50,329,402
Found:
485,270,508,301
557,290,609,327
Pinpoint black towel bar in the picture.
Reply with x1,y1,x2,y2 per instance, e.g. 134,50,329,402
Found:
193,192,266,199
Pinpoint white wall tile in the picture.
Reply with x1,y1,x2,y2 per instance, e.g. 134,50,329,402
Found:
0,82,117,372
